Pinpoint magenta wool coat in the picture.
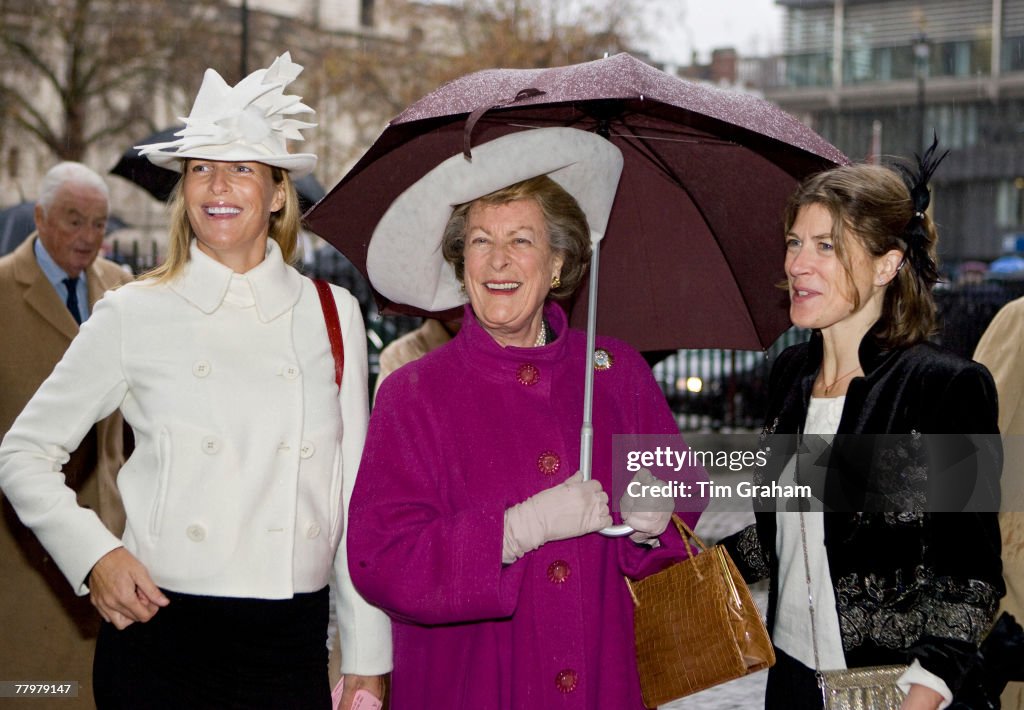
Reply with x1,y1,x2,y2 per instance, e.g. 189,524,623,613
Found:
349,303,705,709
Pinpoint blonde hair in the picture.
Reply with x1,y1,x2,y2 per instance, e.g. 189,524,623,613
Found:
142,164,300,282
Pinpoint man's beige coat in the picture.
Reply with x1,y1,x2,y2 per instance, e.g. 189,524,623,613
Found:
974,296,1024,710
0,235,131,708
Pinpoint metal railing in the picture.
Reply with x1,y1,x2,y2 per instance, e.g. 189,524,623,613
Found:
653,328,809,432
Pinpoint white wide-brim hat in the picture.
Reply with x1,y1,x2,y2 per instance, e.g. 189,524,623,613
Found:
137,52,317,177
366,127,624,312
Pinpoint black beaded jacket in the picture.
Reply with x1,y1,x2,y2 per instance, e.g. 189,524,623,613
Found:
721,327,1004,694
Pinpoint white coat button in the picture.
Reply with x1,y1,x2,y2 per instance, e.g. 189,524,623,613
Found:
201,436,220,455
192,360,211,378
299,441,315,459
282,365,300,380
186,524,206,542
306,522,321,539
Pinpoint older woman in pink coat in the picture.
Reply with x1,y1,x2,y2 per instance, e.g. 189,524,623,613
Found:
348,128,706,709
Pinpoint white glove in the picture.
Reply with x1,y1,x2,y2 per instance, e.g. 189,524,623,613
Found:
619,468,675,545
502,472,612,563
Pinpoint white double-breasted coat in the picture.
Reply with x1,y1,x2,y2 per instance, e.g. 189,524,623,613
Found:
0,240,391,675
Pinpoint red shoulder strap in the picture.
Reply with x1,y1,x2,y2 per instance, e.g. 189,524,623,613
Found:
312,278,344,390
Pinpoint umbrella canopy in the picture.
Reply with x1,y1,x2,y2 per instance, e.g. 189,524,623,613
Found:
0,201,128,256
306,52,847,352
110,126,326,212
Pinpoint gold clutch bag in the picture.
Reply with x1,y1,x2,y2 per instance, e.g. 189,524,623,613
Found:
816,664,906,710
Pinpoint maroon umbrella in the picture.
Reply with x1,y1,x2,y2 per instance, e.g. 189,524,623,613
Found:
306,52,847,351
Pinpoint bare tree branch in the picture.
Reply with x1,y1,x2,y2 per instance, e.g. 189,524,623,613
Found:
0,0,235,162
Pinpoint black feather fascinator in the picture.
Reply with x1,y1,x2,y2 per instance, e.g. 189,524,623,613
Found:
894,135,949,288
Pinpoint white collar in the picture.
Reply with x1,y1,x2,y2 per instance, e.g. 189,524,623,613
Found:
170,239,302,322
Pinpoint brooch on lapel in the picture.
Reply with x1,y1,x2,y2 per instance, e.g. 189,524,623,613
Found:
594,348,614,371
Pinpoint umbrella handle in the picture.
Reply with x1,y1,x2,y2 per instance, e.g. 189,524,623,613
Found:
580,425,634,537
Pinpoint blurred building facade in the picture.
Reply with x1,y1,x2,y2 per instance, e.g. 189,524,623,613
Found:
0,0,392,267
0,0,639,266
759,0,1024,265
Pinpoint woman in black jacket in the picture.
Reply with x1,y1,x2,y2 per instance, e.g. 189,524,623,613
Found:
723,144,1003,710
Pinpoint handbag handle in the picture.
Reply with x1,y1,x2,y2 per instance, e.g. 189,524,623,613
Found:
669,513,708,560
625,515,742,610
668,516,740,607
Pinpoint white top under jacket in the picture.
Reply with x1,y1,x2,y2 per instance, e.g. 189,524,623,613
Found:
0,240,392,675
774,396,951,707
774,395,848,671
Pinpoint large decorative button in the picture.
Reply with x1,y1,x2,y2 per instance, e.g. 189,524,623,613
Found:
186,524,206,542
201,436,221,455
594,349,614,371
537,451,561,476
555,669,578,693
516,363,540,386
547,560,571,584
282,364,300,380
192,360,211,378
299,441,315,459
306,522,321,539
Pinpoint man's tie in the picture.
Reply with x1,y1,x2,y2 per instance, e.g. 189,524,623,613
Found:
63,277,82,324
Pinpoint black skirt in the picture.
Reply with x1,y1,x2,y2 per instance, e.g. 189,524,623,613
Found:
765,646,823,709
93,587,330,710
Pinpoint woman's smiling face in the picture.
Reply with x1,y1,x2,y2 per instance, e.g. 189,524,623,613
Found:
183,159,284,272
462,198,563,348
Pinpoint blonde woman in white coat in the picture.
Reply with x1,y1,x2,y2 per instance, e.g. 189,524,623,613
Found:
0,53,390,709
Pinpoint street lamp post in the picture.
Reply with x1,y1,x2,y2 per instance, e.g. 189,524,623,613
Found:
240,0,250,77
913,33,930,152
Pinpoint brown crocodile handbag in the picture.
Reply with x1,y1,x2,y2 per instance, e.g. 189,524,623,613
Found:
626,515,775,708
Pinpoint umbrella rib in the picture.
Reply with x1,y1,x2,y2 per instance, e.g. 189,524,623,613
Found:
500,119,739,147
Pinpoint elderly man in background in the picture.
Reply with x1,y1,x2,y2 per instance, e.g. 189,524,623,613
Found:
0,161,131,707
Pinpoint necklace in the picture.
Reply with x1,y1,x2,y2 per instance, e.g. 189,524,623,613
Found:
821,366,860,396
534,320,548,347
